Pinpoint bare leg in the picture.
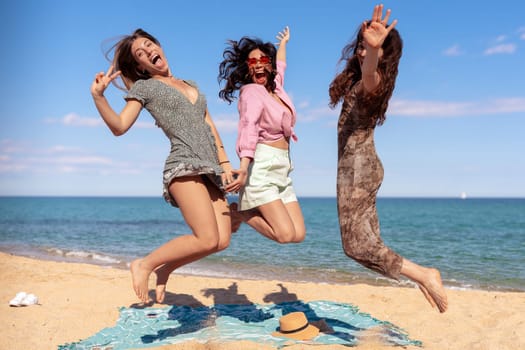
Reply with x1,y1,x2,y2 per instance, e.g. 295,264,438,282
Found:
400,258,448,313
239,199,305,243
130,176,231,303
229,203,243,233
152,181,231,303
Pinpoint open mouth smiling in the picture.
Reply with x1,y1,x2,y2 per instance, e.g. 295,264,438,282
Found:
152,54,161,65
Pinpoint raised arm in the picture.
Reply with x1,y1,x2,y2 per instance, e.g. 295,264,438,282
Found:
360,4,397,93
276,26,290,63
90,65,142,136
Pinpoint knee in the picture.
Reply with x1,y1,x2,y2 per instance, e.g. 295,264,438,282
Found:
216,235,231,252
291,228,306,243
204,230,231,252
197,234,221,253
341,238,367,260
275,228,305,244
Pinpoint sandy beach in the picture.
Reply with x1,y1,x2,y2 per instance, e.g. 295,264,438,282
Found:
1,251,524,350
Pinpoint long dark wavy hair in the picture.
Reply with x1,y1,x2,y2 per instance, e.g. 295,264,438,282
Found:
218,37,277,104
104,28,159,90
329,23,402,126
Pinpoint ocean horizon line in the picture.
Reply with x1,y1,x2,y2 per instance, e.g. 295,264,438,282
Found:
1,195,524,200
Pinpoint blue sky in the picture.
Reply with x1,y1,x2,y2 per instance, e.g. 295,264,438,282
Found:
1,0,524,198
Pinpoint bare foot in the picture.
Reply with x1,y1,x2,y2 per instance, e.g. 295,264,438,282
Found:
154,264,173,303
417,283,436,309
230,202,243,233
130,258,152,303
420,268,448,313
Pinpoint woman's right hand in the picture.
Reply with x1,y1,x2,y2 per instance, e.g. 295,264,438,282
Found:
91,65,121,98
224,168,248,193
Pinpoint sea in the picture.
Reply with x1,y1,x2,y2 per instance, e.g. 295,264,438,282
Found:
0,196,523,293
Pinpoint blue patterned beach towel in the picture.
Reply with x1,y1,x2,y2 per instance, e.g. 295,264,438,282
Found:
59,300,421,349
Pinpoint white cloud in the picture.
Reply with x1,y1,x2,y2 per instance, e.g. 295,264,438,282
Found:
297,100,310,109
0,162,28,173
270,95,525,123
0,142,116,174
213,115,239,133
0,139,163,178
133,121,156,129
484,43,516,55
47,145,82,154
63,113,103,127
45,113,156,129
298,106,338,122
52,156,113,165
443,44,463,56
388,97,525,117
482,98,525,114
519,27,525,40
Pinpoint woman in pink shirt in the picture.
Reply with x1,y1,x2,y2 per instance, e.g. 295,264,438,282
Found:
218,27,306,244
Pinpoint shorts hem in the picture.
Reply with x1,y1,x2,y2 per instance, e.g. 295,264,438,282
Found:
239,196,298,211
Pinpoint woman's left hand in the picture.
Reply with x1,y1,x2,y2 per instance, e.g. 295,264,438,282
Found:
276,26,290,46
362,4,397,49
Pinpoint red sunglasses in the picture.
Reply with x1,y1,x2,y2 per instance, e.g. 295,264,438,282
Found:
247,56,271,66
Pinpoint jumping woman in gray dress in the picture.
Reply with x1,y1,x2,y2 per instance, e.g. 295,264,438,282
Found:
329,5,448,313
91,29,237,303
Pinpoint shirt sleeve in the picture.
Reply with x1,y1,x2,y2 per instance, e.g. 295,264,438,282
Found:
125,80,147,105
236,84,264,159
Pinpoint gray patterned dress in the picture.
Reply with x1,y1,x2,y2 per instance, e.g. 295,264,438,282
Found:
337,82,403,280
126,79,223,207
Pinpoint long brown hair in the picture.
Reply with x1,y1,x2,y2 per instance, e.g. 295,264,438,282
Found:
329,23,402,126
104,29,160,90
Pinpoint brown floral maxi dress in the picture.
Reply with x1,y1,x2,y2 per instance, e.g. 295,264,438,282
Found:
337,83,403,280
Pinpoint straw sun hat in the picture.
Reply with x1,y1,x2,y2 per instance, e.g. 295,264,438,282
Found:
272,311,320,340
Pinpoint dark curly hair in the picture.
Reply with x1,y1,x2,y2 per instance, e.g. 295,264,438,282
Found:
218,37,277,104
329,23,402,126
104,28,159,90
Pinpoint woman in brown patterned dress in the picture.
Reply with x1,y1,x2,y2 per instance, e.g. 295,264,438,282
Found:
329,5,448,313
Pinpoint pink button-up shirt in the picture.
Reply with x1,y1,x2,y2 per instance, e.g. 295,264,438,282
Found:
236,61,298,159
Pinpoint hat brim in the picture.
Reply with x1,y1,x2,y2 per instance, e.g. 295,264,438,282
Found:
272,323,320,341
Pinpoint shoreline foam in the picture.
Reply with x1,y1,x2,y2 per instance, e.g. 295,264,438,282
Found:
2,246,523,293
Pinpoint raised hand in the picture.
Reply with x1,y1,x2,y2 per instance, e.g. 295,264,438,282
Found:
90,65,121,97
362,4,397,49
276,26,290,46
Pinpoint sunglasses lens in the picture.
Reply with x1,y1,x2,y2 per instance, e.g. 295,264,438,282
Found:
247,56,270,66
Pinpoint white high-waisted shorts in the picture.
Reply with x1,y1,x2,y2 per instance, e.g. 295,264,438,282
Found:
239,143,297,211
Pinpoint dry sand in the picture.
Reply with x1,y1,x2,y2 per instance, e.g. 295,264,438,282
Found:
1,252,523,350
